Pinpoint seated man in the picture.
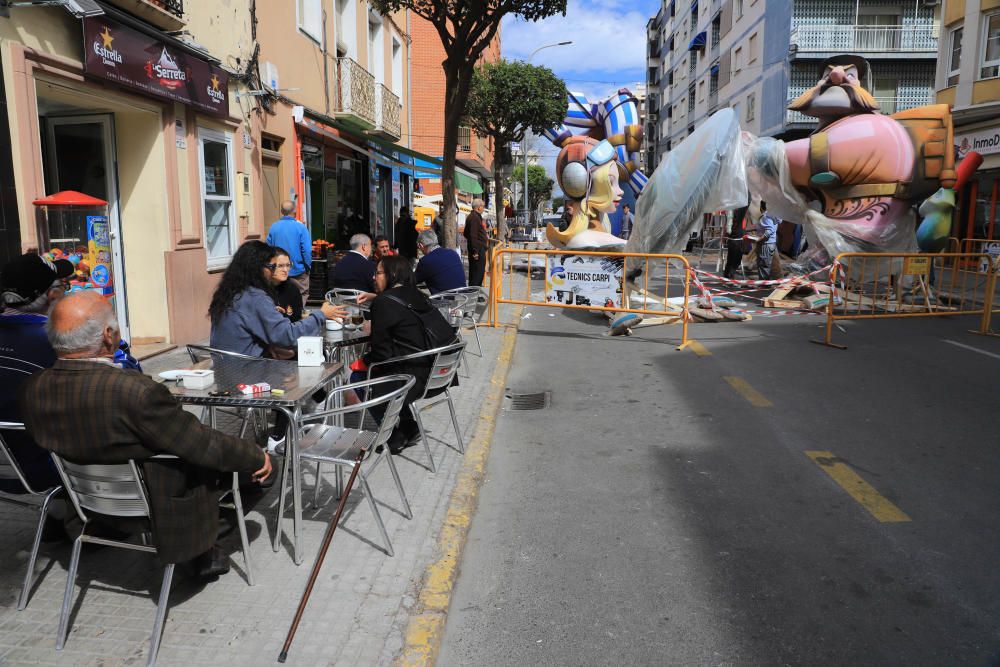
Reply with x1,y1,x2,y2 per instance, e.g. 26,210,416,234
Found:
331,233,377,294
373,235,395,263
0,253,75,493
414,229,467,295
19,291,271,578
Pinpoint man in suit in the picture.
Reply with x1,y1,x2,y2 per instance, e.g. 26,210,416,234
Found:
19,291,271,577
414,229,466,294
331,233,377,295
463,198,488,287
266,200,312,304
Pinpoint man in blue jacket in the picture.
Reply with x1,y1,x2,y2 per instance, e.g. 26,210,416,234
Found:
414,229,467,294
266,200,312,304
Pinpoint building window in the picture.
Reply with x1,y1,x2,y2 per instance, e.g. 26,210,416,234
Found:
690,50,697,74
948,27,963,86
981,13,1000,80
297,0,322,43
698,79,706,102
711,14,721,49
745,93,755,121
335,0,357,59
691,3,698,31
391,37,403,98
198,128,236,268
736,0,743,20
749,33,758,63
734,46,743,71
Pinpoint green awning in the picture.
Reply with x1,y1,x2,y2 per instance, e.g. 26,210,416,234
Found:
454,170,483,194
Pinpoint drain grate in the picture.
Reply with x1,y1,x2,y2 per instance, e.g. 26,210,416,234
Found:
505,390,550,411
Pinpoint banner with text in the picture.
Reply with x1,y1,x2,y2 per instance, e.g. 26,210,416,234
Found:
83,17,229,117
545,254,624,308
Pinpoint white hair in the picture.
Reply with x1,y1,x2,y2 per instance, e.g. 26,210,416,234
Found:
350,233,371,250
46,301,119,355
417,229,439,248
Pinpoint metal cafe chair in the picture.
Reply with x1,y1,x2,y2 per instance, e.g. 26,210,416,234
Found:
272,375,415,557
366,341,467,474
429,292,474,379
325,288,368,308
439,286,488,356
186,345,268,441
0,421,63,611
50,453,256,666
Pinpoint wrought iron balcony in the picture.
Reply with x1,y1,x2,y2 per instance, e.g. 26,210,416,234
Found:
372,83,401,140
785,93,934,125
789,24,939,54
103,0,184,29
335,57,376,129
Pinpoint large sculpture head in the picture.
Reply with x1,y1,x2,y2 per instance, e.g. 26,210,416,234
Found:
788,55,879,128
547,137,624,248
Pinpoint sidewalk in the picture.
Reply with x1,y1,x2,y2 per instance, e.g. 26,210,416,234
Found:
0,297,522,666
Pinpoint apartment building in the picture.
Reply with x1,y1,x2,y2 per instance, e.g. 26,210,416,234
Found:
936,0,1000,240
645,0,939,172
0,0,417,344
409,15,498,203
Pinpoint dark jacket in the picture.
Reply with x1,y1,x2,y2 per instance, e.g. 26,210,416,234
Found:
331,251,377,292
19,360,265,563
395,216,419,260
463,210,488,253
367,286,455,401
273,280,303,322
414,246,467,294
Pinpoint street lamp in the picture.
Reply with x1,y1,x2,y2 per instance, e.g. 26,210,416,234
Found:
523,40,572,224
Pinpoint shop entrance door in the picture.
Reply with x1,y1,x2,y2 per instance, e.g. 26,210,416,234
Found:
44,114,129,340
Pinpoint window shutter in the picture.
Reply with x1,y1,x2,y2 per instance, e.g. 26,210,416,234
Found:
718,50,731,89
720,0,732,38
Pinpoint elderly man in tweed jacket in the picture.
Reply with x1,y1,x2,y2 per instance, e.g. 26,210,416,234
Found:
19,292,270,574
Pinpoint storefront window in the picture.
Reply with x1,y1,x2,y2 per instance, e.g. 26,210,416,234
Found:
199,128,236,268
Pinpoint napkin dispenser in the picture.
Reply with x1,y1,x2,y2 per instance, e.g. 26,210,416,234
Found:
182,370,215,389
297,336,324,366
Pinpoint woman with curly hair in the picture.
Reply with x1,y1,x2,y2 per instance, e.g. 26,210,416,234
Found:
209,240,346,356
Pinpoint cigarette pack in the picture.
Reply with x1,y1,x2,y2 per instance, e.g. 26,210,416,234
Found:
236,382,271,395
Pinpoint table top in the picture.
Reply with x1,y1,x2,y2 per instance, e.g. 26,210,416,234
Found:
167,355,343,407
323,328,370,349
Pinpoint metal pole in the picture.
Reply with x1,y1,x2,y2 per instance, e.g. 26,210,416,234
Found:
524,146,529,225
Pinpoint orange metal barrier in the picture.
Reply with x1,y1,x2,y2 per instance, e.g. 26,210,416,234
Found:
488,247,693,348
815,252,999,348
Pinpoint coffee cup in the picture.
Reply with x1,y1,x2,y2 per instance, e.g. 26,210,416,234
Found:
326,318,343,331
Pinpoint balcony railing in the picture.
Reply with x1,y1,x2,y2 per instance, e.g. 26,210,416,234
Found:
373,83,401,139
458,126,472,153
103,0,184,28
785,93,934,124
335,57,376,128
790,24,939,53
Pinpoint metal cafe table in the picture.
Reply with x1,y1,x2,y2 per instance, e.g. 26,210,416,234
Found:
166,355,343,565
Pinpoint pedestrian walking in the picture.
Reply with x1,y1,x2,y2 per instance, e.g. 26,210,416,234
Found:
266,200,313,304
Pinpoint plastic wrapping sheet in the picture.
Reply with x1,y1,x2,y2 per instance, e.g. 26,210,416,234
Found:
628,109,748,256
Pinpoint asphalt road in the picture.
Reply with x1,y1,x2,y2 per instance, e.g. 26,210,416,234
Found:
438,307,1000,666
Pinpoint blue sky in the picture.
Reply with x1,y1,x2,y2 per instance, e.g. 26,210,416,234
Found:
501,0,659,105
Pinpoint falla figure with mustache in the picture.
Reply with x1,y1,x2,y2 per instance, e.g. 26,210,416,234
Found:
782,55,957,246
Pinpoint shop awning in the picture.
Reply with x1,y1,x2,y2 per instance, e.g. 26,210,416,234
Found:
366,134,444,172
690,0,698,12
710,63,720,75
688,31,706,50
455,170,483,195
297,114,444,176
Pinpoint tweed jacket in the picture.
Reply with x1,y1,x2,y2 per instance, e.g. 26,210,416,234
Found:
19,359,265,563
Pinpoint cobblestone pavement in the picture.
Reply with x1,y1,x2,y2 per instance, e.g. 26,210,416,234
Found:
0,296,522,667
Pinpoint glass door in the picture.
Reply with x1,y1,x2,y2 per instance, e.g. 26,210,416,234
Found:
44,114,129,340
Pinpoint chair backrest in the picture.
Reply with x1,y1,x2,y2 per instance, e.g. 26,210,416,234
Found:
441,286,488,317
0,421,33,491
428,293,471,327
49,455,152,522
423,341,466,396
326,288,364,305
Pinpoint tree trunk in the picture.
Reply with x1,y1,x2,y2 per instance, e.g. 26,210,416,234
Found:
494,142,507,241
440,60,472,250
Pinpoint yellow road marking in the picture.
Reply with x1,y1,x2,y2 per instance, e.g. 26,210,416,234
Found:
723,376,772,407
806,451,911,523
688,340,711,356
396,308,521,667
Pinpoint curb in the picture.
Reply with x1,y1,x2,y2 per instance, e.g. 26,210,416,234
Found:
395,311,521,666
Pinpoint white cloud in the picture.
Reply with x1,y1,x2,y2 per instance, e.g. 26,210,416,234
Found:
502,0,655,77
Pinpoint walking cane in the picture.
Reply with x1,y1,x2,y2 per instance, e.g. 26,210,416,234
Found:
277,448,367,663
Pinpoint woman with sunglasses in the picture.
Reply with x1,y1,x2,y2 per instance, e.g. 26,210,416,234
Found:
209,240,346,356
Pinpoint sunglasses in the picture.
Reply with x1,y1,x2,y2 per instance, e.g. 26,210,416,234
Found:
264,263,292,271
